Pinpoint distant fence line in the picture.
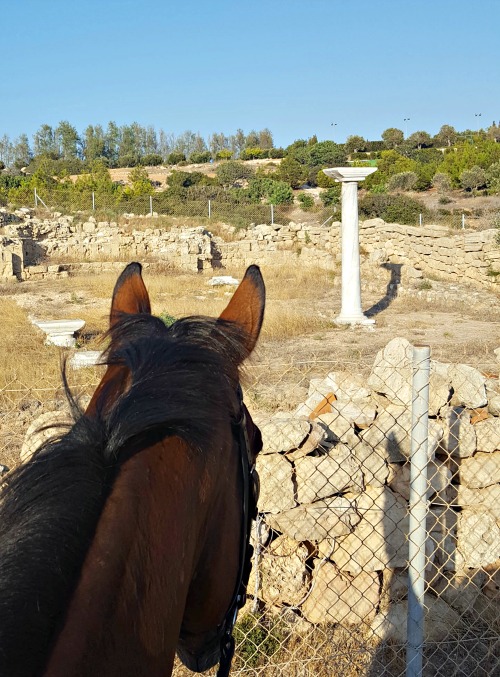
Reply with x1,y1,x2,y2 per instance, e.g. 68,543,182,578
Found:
5,186,491,232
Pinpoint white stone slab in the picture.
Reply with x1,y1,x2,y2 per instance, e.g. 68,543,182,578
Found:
33,319,86,347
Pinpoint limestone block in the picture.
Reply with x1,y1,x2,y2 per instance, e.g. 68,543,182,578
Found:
259,417,311,454
388,460,452,502
295,445,363,504
351,436,389,486
302,562,379,625
474,417,500,452
360,405,443,462
332,487,409,573
429,369,451,415
459,450,500,488
455,507,500,570
330,400,377,428
258,536,309,607
320,371,371,402
438,406,477,458
456,484,500,521
449,364,487,408
256,454,295,514
315,410,352,441
265,497,361,542
433,570,486,616
369,596,462,643
368,337,413,405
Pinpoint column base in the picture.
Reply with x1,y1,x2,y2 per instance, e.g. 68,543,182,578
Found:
335,312,375,326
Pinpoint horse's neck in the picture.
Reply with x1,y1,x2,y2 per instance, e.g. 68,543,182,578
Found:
44,437,208,677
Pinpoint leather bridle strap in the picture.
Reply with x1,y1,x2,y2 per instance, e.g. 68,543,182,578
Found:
216,386,258,677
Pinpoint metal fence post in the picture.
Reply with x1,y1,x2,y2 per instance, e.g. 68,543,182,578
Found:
92,192,95,211
149,195,153,216
271,203,274,225
208,199,211,219
407,344,430,677
34,188,38,208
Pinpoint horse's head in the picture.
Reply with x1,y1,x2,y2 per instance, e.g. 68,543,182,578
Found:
87,262,265,673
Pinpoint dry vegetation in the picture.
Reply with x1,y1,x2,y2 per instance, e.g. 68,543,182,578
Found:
1,262,499,472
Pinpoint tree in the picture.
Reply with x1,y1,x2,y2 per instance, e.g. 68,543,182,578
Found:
486,161,500,193
258,128,274,149
432,172,452,193
460,165,487,192
245,130,260,148
209,132,230,158
344,135,366,154
105,121,121,165
229,129,246,158
0,135,13,167
143,125,159,155
55,121,80,159
387,171,418,192
216,160,254,188
278,156,308,188
33,124,57,157
435,125,457,148
127,165,153,195
308,140,346,168
12,134,32,168
381,128,404,149
407,131,433,149
118,124,139,162
83,125,106,163
487,123,500,143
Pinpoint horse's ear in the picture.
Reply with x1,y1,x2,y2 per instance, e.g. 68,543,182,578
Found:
218,265,265,356
110,262,151,326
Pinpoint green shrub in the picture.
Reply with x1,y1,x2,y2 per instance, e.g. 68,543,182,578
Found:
320,185,341,206
167,152,186,165
297,192,314,210
159,311,176,327
315,169,337,188
359,194,427,225
216,160,254,187
387,171,418,192
268,147,285,158
142,153,163,166
117,153,140,168
188,151,212,164
216,149,233,161
240,147,266,160
233,614,286,668
246,176,292,205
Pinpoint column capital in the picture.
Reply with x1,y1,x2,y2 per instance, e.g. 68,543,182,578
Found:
323,167,377,182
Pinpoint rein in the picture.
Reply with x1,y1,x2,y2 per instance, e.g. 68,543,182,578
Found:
215,385,259,677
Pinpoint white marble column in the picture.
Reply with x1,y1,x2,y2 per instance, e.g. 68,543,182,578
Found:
323,167,377,325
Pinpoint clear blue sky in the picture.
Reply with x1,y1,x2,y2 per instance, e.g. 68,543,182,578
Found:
2,0,499,148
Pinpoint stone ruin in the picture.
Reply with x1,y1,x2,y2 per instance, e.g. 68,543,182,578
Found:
249,337,500,642
0,208,499,292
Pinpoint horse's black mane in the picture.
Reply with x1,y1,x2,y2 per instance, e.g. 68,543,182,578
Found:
0,313,247,677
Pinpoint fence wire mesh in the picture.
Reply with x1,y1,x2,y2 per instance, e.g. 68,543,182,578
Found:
1,346,499,676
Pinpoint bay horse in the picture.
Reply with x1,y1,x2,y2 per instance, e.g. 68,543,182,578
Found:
0,262,265,677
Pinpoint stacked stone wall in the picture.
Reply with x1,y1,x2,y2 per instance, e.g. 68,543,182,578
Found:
252,338,500,639
1,210,499,290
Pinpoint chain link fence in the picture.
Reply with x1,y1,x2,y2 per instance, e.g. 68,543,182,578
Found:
4,186,328,230
1,342,499,676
